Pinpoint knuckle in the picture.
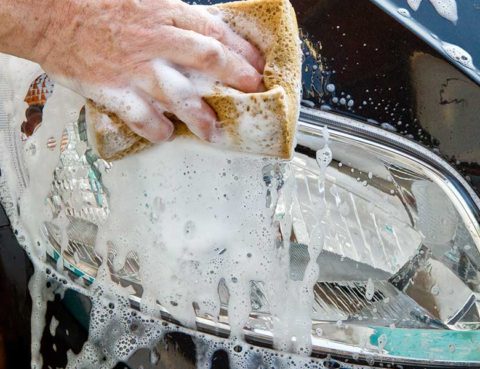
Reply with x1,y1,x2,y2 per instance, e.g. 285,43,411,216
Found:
236,68,262,92
204,19,224,40
199,43,226,70
130,121,147,131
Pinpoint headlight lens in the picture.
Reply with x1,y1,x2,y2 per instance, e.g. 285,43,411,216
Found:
1,62,479,367
290,109,480,365
40,109,480,365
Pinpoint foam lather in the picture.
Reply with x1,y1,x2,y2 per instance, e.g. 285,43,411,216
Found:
86,0,301,161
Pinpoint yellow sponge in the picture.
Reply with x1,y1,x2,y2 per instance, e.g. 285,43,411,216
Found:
87,0,301,161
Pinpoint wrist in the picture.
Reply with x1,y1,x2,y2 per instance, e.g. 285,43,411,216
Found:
33,0,118,70
30,0,79,66
0,0,57,62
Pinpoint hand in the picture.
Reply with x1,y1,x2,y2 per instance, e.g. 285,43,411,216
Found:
33,0,265,142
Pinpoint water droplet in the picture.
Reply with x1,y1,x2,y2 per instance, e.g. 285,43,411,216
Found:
381,122,397,132
326,84,336,93
377,334,388,350
365,278,375,300
184,221,196,239
441,42,475,70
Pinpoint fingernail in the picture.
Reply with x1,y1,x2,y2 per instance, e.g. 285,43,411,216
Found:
252,72,264,92
209,123,222,144
199,114,221,142
188,119,212,142
212,122,223,141
167,130,176,142
237,69,263,93
152,120,174,143
206,118,221,142
164,120,175,139
255,56,266,73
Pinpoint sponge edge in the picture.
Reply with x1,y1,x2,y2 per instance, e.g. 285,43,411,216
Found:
86,0,302,161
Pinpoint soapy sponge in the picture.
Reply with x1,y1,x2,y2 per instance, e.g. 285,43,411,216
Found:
87,0,302,161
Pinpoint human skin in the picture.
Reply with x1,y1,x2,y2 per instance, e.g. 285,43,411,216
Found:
0,0,265,142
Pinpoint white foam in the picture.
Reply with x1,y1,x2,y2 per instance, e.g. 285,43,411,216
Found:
0,47,326,368
441,41,475,69
407,0,423,11
326,84,336,93
407,0,458,24
209,86,287,155
95,139,279,328
397,8,412,17
49,315,59,337
29,269,49,369
429,0,458,24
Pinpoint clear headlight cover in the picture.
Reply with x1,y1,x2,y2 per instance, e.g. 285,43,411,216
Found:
0,58,479,367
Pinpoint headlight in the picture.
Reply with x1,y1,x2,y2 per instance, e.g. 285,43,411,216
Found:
35,108,480,366
1,62,479,367
290,108,480,365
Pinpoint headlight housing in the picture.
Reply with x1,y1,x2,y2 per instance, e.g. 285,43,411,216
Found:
35,108,480,366
0,64,479,367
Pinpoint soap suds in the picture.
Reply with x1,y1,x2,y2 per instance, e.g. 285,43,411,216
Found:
407,0,458,24
0,30,327,369
441,41,475,70
428,0,458,24
407,0,422,11
49,315,59,337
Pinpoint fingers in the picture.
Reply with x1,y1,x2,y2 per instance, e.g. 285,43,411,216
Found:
157,26,262,93
135,61,218,141
125,107,175,143
173,4,265,73
219,23,266,73
86,86,174,143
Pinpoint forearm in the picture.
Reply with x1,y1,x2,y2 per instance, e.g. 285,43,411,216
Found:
0,0,58,62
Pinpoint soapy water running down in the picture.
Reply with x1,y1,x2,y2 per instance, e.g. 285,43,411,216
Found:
406,0,458,23
0,54,343,368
